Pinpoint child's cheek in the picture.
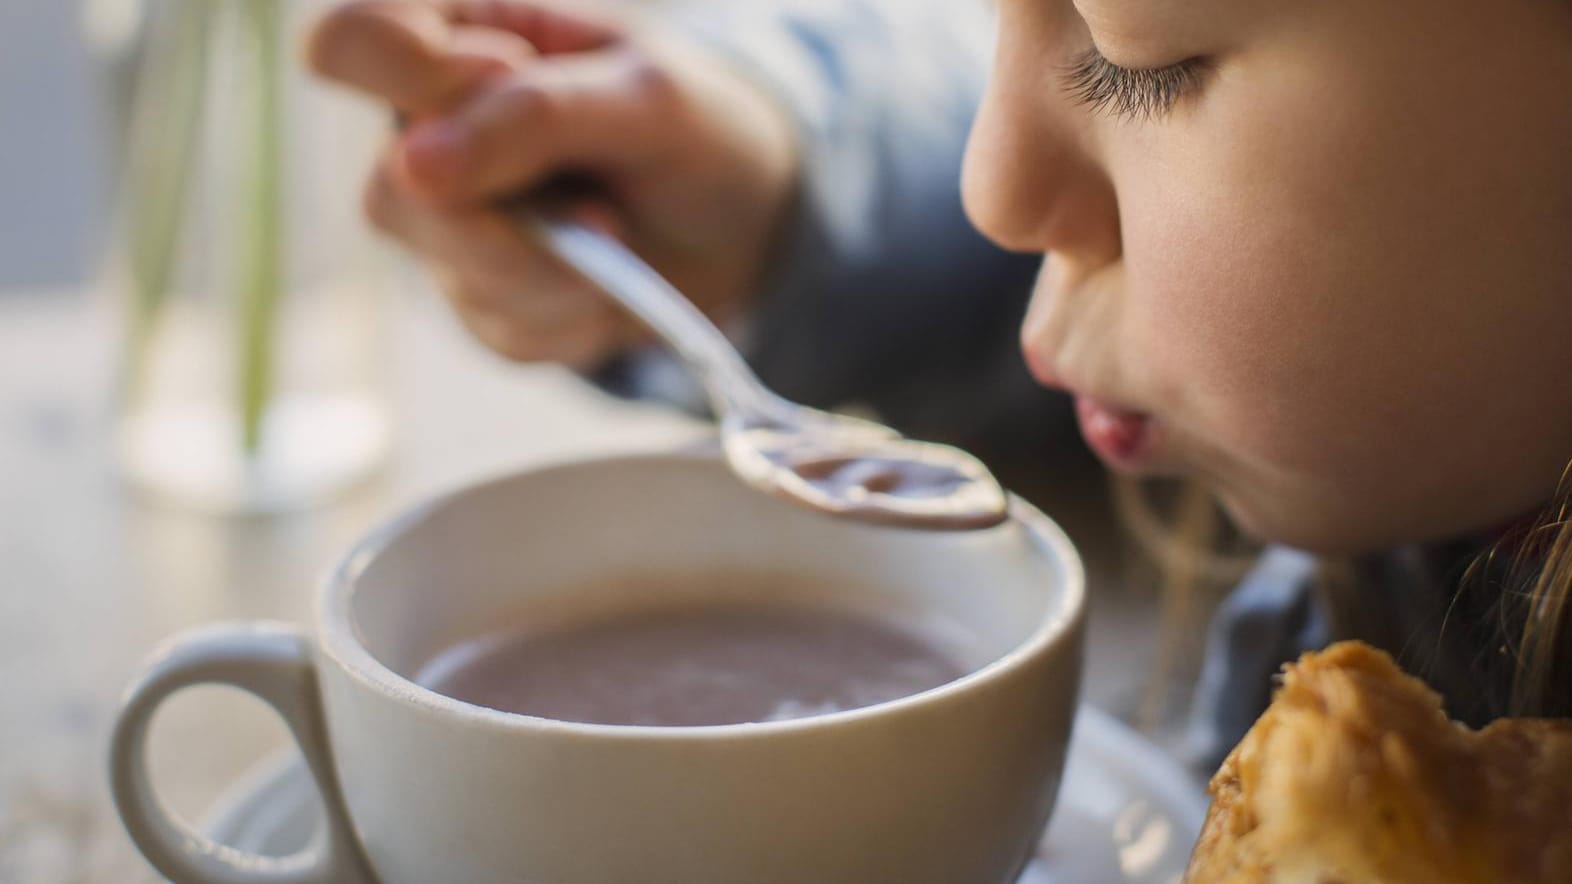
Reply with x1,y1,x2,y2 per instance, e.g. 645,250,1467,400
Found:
1128,198,1351,474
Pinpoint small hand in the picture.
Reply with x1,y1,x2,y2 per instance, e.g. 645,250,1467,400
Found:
308,0,799,369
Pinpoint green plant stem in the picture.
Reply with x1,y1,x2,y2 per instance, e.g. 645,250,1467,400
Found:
123,0,213,404
236,0,285,455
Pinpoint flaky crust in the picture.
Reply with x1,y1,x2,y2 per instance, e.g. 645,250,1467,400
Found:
1184,642,1572,883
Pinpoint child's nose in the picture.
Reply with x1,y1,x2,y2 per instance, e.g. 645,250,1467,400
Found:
961,38,1122,268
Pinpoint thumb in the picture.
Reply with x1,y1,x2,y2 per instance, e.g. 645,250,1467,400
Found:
309,0,536,115
398,47,680,203
445,1,624,55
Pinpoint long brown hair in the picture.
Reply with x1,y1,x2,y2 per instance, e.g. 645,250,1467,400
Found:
1489,467,1572,717
1114,478,1254,729
1126,464,1572,725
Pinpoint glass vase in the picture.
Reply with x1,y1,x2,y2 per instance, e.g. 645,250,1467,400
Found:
110,0,391,513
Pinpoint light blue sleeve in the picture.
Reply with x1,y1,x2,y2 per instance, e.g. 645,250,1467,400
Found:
603,0,1065,452
1179,547,1328,773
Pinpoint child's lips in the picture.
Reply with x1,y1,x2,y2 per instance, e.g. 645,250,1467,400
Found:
1023,346,1160,469
1074,396,1155,470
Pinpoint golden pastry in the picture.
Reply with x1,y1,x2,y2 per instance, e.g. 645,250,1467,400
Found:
1185,641,1572,883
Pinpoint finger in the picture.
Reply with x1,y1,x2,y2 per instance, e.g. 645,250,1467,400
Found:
308,1,532,115
365,148,536,284
453,300,625,368
449,22,537,67
441,259,616,329
365,153,615,324
557,198,626,240
444,0,623,54
396,48,676,202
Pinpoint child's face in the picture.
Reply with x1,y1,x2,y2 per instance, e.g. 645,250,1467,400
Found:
964,0,1572,552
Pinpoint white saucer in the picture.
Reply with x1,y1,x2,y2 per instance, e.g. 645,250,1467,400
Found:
201,706,1205,883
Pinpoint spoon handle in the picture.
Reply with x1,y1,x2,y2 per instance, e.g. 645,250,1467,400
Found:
518,212,788,423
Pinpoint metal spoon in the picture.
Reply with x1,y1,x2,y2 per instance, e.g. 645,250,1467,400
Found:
521,213,1010,530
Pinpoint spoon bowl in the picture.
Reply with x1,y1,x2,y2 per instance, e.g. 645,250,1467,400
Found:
723,415,1010,530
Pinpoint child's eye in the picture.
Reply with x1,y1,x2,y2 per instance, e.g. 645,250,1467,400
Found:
1061,49,1209,121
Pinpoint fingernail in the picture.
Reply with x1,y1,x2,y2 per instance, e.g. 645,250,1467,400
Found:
401,120,467,185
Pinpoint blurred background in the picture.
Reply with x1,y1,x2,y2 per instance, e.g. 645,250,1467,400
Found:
2,0,106,290
2,5,705,880
0,1,1199,881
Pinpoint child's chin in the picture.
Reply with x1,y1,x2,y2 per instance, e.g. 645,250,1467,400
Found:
1216,493,1396,557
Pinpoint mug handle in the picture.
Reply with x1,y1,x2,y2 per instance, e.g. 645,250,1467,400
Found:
109,622,375,884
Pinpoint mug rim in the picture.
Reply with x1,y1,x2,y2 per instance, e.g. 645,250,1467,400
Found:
317,448,1085,741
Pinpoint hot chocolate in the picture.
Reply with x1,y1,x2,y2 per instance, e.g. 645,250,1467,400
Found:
417,603,967,727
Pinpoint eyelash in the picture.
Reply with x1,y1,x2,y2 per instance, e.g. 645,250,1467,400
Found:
1061,49,1209,120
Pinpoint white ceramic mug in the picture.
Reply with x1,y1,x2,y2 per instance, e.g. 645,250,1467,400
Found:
110,449,1085,884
